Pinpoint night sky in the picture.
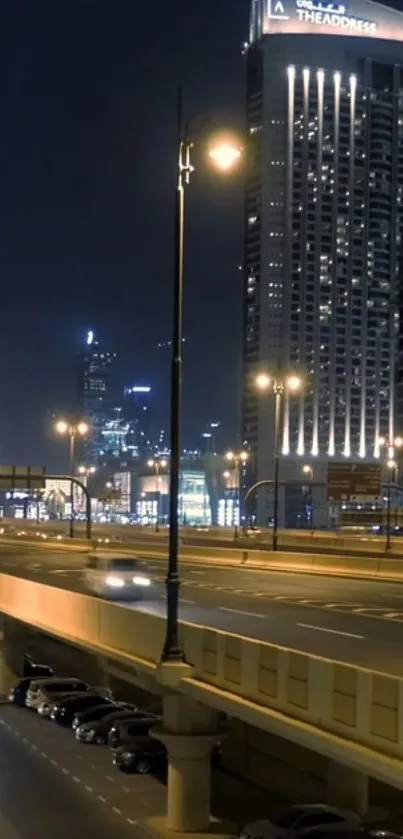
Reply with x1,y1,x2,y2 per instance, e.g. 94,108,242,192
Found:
0,0,247,470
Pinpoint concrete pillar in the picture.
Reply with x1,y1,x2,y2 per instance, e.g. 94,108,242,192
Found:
327,761,368,815
151,695,222,832
0,629,18,696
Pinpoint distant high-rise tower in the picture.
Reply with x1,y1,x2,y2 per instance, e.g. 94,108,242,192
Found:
77,331,118,462
244,0,403,524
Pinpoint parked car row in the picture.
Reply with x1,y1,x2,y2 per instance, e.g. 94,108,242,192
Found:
8,666,174,775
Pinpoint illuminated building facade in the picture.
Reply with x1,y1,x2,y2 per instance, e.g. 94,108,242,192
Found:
244,0,403,524
77,332,118,462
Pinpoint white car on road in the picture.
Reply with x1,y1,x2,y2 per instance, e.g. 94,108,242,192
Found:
240,804,361,839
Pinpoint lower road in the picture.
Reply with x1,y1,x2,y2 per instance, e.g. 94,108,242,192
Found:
0,702,275,837
3,546,403,675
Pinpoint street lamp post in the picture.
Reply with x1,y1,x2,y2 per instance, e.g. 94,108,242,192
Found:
379,435,403,551
78,464,96,483
162,87,242,663
55,420,89,539
256,373,303,551
225,451,248,539
148,458,168,533
302,464,314,533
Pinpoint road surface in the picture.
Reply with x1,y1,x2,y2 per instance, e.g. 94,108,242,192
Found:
0,702,277,836
3,546,403,674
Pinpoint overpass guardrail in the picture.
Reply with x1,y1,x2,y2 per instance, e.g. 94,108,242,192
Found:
3,528,403,584
1,517,402,558
0,571,402,791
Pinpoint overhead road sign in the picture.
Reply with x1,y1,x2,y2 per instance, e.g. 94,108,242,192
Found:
327,462,382,502
0,466,46,491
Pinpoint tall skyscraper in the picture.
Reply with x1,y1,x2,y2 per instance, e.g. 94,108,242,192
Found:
244,0,403,524
77,331,118,462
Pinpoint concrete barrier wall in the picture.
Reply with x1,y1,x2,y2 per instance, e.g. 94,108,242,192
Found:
2,571,403,789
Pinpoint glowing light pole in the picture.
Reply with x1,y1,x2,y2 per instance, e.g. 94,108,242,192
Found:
148,458,168,533
379,435,403,550
162,87,242,662
225,451,248,539
256,373,303,550
302,464,314,533
55,420,89,539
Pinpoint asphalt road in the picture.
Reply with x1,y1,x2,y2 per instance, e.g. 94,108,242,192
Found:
0,703,277,836
4,547,403,675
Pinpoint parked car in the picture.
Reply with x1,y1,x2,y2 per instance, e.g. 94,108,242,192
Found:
113,737,168,774
9,677,43,707
50,693,113,726
240,805,361,839
72,702,137,731
108,715,160,749
26,678,91,711
38,690,96,718
113,736,222,775
23,655,54,678
76,708,153,745
85,553,152,600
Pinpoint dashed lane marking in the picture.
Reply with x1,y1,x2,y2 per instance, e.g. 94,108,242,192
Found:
85,785,93,793
297,622,365,640
98,795,107,804
219,606,266,620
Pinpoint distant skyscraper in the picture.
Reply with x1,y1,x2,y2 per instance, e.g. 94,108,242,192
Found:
123,385,155,457
77,331,118,462
244,0,403,523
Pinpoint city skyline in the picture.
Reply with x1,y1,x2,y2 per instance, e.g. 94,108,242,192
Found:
0,0,245,471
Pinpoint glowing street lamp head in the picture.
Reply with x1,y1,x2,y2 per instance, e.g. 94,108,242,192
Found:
77,422,89,436
225,451,234,462
256,373,272,391
55,420,69,435
223,471,231,479
160,459,168,468
286,374,303,393
208,137,242,172
387,459,397,470
147,459,155,468
240,451,248,463
302,464,312,476
395,436,403,448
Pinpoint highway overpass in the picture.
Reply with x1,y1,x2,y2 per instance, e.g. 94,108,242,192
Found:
1,546,403,828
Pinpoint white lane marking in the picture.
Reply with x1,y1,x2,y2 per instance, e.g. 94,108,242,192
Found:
297,622,364,640
219,606,266,619
113,807,122,815
73,776,80,784
127,818,137,825
181,599,196,605
105,775,114,782
384,612,402,619
85,785,93,793
123,786,131,794
51,759,58,766
98,795,106,803
190,571,204,575
62,768,70,775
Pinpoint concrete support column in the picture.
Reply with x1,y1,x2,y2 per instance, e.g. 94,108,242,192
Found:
327,761,368,815
151,695,222,832
0,627,18,696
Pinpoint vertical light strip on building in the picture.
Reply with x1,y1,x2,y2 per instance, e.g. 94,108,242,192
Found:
312,68,324,457
297,67,310,457
360,66,370,458
328,70,341,457
374,328,381,457
388,65,400,446
283,64,296,455
343,74,356,458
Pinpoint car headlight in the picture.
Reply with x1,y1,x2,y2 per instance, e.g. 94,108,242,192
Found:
132,576,151,587
105,575,125,588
